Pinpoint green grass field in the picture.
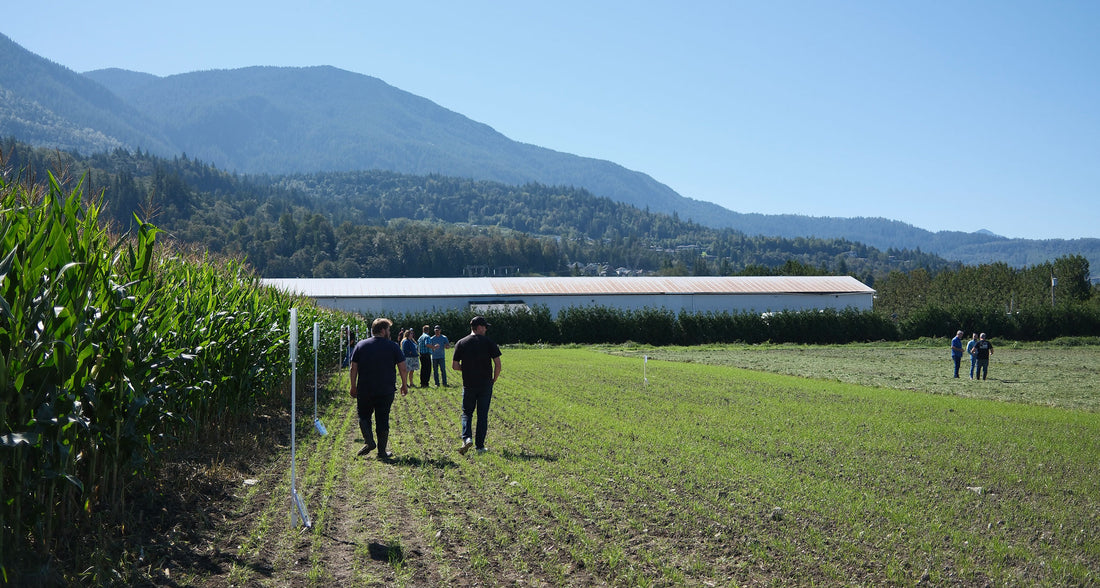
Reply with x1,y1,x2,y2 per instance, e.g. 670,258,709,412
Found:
207,343,1099,586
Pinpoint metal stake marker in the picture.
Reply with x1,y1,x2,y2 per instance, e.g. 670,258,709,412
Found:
313,322,327,436
289,308,312,529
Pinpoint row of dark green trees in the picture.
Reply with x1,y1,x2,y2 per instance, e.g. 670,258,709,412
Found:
353,298,1100,349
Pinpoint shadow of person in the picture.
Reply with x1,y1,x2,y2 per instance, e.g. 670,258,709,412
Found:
368,541,404,563
384,455,461,469
500,450,558,462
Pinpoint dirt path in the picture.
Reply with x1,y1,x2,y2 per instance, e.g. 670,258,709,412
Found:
192,378,458,587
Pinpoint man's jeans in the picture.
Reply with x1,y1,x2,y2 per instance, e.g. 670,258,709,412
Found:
433,357,448,386
461,382,494,449
976,358,989,380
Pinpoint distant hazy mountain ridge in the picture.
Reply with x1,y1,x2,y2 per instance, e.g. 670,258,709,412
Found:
1,32,1096,270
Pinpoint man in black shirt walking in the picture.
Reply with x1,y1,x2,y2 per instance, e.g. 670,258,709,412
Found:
452,316,502,455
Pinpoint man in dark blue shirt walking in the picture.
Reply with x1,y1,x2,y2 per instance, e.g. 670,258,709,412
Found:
349,318,408,461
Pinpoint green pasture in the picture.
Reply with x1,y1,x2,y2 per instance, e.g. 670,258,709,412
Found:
622,340,1100,412
227,344,1098,586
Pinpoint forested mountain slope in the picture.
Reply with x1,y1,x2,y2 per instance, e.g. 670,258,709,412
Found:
2,34,1094,269
2,139,950,281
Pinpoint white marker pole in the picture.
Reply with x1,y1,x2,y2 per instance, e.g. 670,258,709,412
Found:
313,322,327,436
644,355,649,388
289,309,311,528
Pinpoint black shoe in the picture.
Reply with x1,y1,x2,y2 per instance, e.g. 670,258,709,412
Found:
357,441,376,456
377,450,395,462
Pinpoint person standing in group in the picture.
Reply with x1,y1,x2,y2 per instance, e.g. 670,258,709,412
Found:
974,333,994,380
950,330,965,378
348,318,408,461
452,316,502,455
966,333,979,379
417,325,433,388
343,326,356,368
401,328,420,388
429,325,451,387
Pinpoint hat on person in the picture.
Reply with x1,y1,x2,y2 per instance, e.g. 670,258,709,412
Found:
470,316,490,328
434,325,442,330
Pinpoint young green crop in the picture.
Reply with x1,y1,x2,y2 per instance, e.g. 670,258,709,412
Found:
237,345,1098,585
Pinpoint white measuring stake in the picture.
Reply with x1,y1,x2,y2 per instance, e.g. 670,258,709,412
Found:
313,322,327,436
288,309,312,528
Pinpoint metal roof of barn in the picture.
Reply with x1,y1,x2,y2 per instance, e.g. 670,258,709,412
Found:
263,276,874,298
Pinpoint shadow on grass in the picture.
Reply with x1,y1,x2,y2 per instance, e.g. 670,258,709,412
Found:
368,541,405,563
352,450,461,470
500,449,558,462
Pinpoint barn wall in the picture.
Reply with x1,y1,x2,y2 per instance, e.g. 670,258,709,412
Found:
311,291,872,317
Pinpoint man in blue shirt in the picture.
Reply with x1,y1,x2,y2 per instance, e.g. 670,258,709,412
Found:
950,330,964,378
349,318,408,461
417,325,433,388
429,325,450,387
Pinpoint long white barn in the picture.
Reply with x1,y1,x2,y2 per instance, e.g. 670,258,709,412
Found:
263,276,875,317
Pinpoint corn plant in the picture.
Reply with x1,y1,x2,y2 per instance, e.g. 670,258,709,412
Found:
0,173,348,581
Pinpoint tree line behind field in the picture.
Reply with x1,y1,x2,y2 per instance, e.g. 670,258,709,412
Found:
356,296,1100,347
4,138,1099,340
1,138,949,282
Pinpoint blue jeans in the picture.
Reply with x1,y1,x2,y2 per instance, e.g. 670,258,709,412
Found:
969,357,977,378
461,382,494,449
976,358,989,380
433,357,447,386
952,356,961,377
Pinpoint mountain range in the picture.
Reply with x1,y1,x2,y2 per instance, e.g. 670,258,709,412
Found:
1,32,1096,272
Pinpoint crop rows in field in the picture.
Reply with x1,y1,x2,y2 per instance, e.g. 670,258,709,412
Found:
223,347,1099,586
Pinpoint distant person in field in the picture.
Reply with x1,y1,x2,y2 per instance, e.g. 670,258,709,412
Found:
402,328,420,388
430,325,451,387
343,326,356,368
974,333,994,380
950,330,965,378
417,325,433,388
452,316,502,455
966,333,979,379
348,318,408,461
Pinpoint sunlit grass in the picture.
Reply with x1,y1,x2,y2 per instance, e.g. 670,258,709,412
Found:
232,344,1098,586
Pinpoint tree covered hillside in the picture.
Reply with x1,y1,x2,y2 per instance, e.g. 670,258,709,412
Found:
1,139,952,280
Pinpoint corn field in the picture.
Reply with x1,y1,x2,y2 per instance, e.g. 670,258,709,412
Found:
0,174,344,579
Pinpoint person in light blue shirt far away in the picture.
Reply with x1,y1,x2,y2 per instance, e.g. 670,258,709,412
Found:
429,325,450,387
417,325,433,388
965,333,979,379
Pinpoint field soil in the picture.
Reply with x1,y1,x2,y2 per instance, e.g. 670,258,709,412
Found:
102,344,1099,586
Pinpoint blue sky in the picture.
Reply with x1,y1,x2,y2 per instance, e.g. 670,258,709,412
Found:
6,1,1099,239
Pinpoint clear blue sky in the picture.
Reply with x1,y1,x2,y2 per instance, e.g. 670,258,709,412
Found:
6,1,1099,239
